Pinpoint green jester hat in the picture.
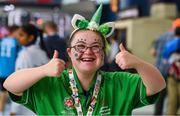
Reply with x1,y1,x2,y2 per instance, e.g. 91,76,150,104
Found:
71,3,115,53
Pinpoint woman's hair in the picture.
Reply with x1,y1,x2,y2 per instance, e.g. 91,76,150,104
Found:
21,24,38,46
21,24,48,55
8,25,19,34
175,27,180,36
44,21,58,32
68,29,106,51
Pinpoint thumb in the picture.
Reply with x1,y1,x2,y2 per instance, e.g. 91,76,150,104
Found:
53,50,59,59
119,43,126,52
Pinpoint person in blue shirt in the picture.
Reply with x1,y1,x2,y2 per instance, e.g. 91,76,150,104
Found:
163,27,180,115
0,25,20,115
163,27,180,60
150,18,180,115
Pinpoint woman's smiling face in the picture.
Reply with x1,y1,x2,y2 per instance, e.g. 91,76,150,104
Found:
67,30,105,74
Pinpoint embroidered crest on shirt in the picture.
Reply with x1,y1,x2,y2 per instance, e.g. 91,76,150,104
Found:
64,97,74,110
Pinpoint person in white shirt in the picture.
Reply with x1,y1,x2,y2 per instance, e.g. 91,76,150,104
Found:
10,24,49,115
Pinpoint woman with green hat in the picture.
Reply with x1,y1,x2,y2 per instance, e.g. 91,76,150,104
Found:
3,4,166,115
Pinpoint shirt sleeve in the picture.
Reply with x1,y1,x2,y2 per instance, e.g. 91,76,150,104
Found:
132,76,159,109
8,77,55,113
113,72,159,109
8,88,35,112
154,33,166,50
154,37,160,50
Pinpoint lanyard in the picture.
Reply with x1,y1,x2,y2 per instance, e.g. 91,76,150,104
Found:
68,69,102,116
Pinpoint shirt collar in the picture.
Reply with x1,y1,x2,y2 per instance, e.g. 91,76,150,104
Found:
61,68,100,95
72,67,98,94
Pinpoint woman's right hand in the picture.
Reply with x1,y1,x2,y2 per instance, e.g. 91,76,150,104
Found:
42,50,65,77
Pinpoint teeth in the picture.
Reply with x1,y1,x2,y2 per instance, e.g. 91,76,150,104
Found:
81,58,94,62
83,58,93,60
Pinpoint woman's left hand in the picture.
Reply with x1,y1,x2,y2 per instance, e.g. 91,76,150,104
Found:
115,43,142,70
115,43,166,96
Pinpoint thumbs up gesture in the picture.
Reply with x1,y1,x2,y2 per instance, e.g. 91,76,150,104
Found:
115,44,141,70
42,50,65,77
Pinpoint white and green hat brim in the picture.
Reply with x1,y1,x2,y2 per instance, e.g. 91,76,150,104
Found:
71,14,115,38
70,4,115,53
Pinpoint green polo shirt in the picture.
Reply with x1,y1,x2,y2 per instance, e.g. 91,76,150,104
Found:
9,69,159,115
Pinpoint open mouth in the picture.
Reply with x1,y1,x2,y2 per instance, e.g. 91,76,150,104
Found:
80,58,95,62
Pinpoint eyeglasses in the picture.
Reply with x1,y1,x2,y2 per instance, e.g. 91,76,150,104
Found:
70,44,104,53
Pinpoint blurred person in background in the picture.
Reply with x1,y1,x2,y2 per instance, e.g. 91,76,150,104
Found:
107,34,120,71
95,0,117,24
43,21,69,67
150,18,180,115
0,26,9,39
3,4,166,115
118,0,150,17
0,25,20,115
162,27,180,115
163,27,180,60
10,24,49,115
